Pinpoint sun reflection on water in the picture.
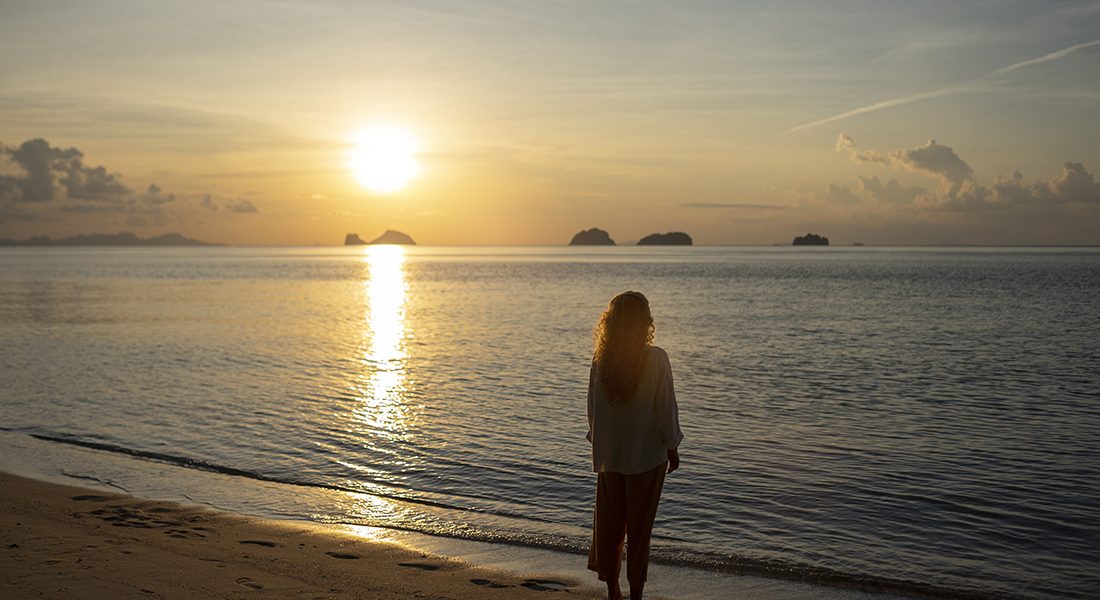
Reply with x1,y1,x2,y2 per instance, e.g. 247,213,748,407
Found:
352,245,413,440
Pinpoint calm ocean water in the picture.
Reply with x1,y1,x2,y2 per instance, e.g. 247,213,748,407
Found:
1,246,1098,600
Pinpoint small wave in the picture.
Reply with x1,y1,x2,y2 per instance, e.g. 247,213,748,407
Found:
20,429,1033,600
22,430,564,526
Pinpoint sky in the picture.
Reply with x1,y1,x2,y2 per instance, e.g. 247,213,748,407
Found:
1,0,1099,245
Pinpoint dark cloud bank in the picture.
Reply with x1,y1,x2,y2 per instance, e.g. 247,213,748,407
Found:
0,138,258,231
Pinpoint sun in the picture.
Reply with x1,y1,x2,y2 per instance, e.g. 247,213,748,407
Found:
348,125,421,194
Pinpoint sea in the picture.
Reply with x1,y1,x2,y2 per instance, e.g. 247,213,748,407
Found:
1,246,1097,600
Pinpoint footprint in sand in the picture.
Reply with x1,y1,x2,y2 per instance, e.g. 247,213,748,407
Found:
236,577,264,590
89,507,163,530
238,540,278,548
398,562,441,571
325,552,361,560
470,578,511,588
163,528,205,540
520,579,569,592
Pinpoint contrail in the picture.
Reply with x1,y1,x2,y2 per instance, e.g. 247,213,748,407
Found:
989,38,1100,75
786,88,967,134
786,38,1100,134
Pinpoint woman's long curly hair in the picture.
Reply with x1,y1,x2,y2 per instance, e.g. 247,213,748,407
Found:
593,291,655,405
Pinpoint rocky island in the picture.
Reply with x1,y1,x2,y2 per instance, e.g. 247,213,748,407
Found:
792,233,829,246
344,230,416,245
569,228,615,245
638,232,692,246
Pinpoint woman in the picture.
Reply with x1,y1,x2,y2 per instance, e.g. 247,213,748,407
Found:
586,291,683,600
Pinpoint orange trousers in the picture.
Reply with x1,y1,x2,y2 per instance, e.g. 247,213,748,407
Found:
587,462,667,584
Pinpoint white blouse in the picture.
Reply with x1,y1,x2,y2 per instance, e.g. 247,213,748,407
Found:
587,345,684,474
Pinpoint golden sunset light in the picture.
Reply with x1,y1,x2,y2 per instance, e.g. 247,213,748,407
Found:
2,2,1097,246
348,125,421,194
1,4,1099,600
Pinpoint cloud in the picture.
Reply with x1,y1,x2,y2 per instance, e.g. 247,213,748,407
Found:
836,133,890,166
681,202,788,210
59,203,117,213
1,139,72,202
792,182,868,208
829,135,1099,209
0,138,192,229
63,164,130,201
1,138,130,202
855,176,927,205
196,193,259,214
225,199,259,213
787,38,1100,133
144,183,175,205
1036,162,1100,203
839,135,973,197
0,173,16,200
890,140,974,188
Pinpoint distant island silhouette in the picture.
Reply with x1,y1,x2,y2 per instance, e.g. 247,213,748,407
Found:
345,230,416,245
793,233,829,246
569,228,615,245
0,232,215,246
638,232,692,246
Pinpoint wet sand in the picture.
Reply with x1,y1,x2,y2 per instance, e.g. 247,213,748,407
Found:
0,471,592,599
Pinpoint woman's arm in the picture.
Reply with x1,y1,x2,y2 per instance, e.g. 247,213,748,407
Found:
586,362,596,443
656,349,684,448
656,348,684,469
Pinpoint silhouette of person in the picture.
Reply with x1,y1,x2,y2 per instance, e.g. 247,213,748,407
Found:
586,291,683,600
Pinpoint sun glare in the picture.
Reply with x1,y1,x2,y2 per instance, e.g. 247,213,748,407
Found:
348,125,421,194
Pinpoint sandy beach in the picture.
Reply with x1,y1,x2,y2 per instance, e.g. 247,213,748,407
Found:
0,471,594,599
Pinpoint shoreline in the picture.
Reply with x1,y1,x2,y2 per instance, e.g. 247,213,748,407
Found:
0,431,915,600
0,471,596,599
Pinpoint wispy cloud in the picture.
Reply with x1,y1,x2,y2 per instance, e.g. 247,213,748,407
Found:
786,38,1100,133
682,202,788,210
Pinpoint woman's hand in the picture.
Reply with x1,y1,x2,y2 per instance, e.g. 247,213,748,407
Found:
667,448,680,474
